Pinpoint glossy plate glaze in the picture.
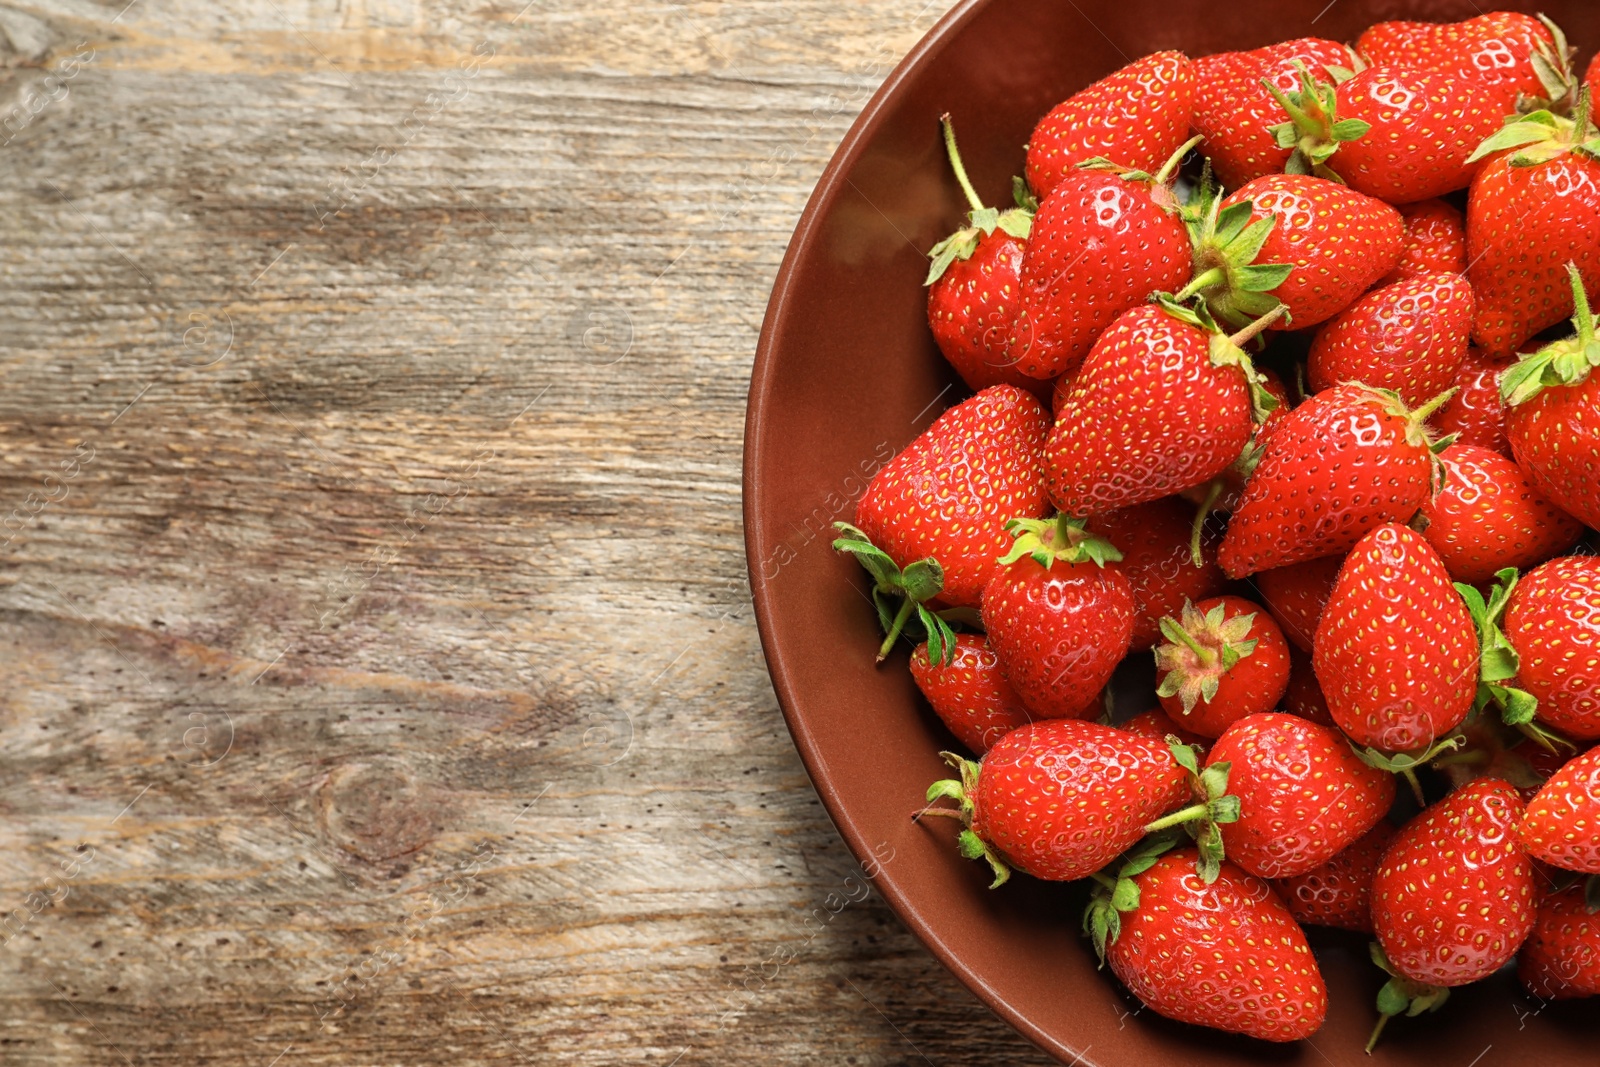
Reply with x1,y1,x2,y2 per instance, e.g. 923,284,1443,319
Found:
743,2,1598,1063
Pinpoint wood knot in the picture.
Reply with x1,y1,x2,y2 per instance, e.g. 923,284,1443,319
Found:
315,759,437,863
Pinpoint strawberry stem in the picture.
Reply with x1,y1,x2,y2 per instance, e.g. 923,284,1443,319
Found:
1175,267,1226,302
1142,802,1209,833
877,597,916,662
1407,387,1458,425
1365,1013,1390,1055
1226,302,1289,347
940,114,986,216
1153,133,1205,186
1400,767,1425,808
1087,870,1117,890
1189,480,1223,568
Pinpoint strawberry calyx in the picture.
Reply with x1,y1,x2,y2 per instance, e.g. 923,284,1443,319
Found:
1077,133,1205,216
997,514,1122,569
1455,567,1579,754
1140,737,1239,884
1501,263,1600,406
832,521,958,665
916,751,1011,888
1366,942,1450,1053
1082,829,1183,963
1353,736,1465,807
925,114,1035,286
1153,599,1260,712
1466,84,1600,168
1525,13,1580,115
1260,60,1371,183
1171,173,1296,330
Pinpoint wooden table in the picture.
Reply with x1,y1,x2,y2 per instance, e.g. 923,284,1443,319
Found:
0,1,1050,1062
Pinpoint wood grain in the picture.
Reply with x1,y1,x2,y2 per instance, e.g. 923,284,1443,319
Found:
0,1,1053,1063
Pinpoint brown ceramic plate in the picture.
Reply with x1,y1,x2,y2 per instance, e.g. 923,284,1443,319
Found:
743,2,1597,1063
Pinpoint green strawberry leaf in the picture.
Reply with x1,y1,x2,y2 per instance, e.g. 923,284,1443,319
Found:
1267,120,1300,150
1324,64,1355,83
1110,877,1140,912
925,229,979,285
995,207,1032,239
1330,118,1371,142
968,206,1001,235
1012,175,1039,213
1212,201,1255,247
1466,116,1561,163
900,558,945,603
1232,263,1294,293
1222,216,1278,271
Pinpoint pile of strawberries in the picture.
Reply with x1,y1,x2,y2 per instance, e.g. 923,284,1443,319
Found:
832,10,1600,1048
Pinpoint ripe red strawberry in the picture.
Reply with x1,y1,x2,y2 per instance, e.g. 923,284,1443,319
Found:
1519,882,1600,999
1089,848,1328,1041
848,385,1050,613
1418,443,1583,583
925,117,1041,395
1432,345,1513,456
1155,596,1290,738
1005,158,1194,380
1177,366,1294,520
1089,497,1225,650
1120,708,1208,751
1045,300,1281,515
1306,271,1473,406
1502,556,1600,741
1519,744,1600,873
1313,523,1479,754
1370,779,1535,1038
981,515,1134,720
1265,66,1506,204
909,634,1032,756
1191,37,1358,189
1179,174,1404,332
1357,11,1576,114
1025,51,1196,199
920,719,1188,885
1218,384,1450,579
1283,648,1336,728
1589,49,1600,97
1254,554,1343,652
1502,265,1600,530
1380,198,1467,286
1273,821,1396,933
1207,713,1395,878
1466,93,1600,357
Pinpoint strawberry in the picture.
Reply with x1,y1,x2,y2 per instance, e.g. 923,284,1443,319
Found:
1502,557,1600,741
1154,596,1290,739
909,634,1032,756
1088,847,1328,1041
1519,744,1600,873
1005,151,1196,380
1177,365,1293,521
1264,66,1506,204
1283,648,1336,728
919,719,1188,885
1218,384,1451,578
1356,11,1576,114
1044,299,1282,516
1089,497,1226,650
1177,173,1404,332
1273,821,1396,933
1254,554,1343,652
1380,198,1467,286
1589,49,1600,97
981,515,1134,720
1190,37,1358,189
1432,345,1514,456
1418,442,1583,583
1501,264,1600,530
1368,778,1535,1048
925,117,1041,394
1465,91,1600,358
844,385,1050,618
1207,712,1395,878
1025,51,1196,199
1120,708,1208,752
1306,271,1473,406
1313,523,1479,757
1519,882,1600,999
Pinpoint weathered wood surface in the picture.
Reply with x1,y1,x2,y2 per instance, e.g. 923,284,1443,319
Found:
0,1,1053,1063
